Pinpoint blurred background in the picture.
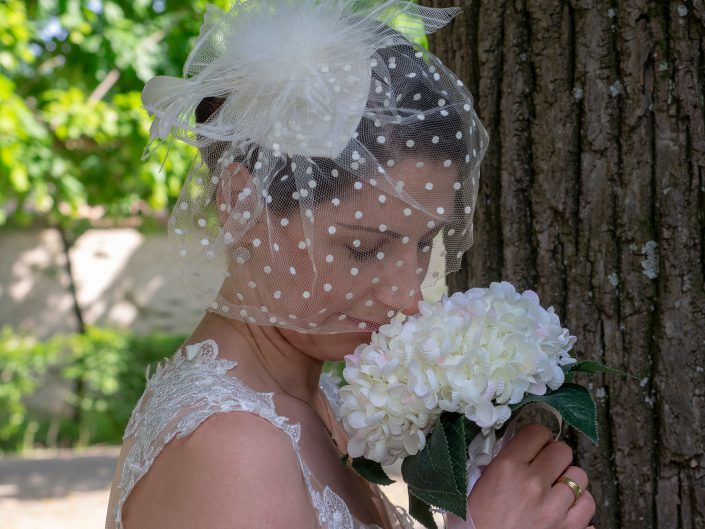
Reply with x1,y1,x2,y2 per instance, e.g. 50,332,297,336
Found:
1,0,236,457
2,1,705,529
1,2,232,527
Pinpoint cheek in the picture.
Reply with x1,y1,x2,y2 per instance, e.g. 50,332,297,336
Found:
248,224,345,323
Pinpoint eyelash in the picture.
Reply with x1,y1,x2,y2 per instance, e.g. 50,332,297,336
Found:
347,245,381,261
346,237,435,261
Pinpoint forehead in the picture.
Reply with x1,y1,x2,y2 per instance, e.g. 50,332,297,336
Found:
333,157,457,225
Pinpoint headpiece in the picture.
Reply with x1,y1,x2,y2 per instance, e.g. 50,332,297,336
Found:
142,0,488,333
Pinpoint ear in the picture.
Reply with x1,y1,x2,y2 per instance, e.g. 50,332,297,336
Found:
215,163,253,225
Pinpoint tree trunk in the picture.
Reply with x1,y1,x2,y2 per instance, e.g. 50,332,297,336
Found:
426,1,705,528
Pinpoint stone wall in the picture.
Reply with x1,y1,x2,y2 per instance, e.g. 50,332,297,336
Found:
0,228,204,338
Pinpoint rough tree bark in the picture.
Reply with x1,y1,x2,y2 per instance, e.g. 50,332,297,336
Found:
426,1,705,528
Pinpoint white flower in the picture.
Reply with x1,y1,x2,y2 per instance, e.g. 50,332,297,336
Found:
340,282,577,464
340,317,438,465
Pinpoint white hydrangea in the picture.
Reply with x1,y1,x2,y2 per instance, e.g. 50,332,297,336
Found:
339,281,577,465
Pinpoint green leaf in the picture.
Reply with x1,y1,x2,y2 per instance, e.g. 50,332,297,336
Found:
408,491,438,529
568,361,627,377
511,383,599,444
348,456,395,485
441,413,467,496
402,419,467,519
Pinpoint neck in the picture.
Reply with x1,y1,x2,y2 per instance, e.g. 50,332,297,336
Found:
196,311,325,403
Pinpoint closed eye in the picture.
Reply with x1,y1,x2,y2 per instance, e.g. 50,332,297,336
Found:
346,243,385,261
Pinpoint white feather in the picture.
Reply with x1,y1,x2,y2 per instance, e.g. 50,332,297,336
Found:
141,0,462,158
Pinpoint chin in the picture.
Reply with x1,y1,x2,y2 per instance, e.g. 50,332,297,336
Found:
317,330,374,361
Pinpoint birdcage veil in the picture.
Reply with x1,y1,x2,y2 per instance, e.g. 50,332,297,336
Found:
141,0,488,333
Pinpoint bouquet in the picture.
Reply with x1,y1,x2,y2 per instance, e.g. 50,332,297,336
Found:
339,282,622,529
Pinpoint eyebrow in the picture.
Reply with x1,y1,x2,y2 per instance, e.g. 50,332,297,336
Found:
336,222,401,239
336,220,449,240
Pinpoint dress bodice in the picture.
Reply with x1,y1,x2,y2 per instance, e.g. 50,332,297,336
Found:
104,339,417,529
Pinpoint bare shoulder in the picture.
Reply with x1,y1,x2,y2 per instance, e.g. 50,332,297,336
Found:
122,411,317,529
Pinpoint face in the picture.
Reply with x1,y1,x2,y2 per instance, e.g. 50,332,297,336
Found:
218,155,460,345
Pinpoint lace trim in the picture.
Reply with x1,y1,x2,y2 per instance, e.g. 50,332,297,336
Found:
113,339,415,529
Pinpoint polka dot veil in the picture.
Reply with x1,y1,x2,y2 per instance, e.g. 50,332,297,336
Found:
141,0,489,333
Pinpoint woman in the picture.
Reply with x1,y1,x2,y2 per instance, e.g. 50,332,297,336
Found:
105,1,596,528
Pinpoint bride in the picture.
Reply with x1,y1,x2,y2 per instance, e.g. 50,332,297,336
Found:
105,1,596,528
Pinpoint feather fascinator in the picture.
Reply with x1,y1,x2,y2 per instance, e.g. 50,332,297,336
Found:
141,0,461,158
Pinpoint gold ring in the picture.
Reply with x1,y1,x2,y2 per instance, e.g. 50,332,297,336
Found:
556,476,583,506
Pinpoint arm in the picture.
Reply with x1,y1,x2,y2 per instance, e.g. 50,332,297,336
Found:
121,411,319,529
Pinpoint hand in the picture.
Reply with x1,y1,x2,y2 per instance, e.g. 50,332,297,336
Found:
465,423,596,529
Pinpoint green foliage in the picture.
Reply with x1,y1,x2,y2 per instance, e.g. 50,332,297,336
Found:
443,413,467,495
511,383,599,444
562,360,628,384
322,356,346,381
402,413,468,524
350,456,396,485
0,325,347,454
0,325,185,453
0,328,53,442
0,0,212,227
408,492,438,529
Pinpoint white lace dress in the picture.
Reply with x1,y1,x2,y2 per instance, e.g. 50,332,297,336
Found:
104,339,418,529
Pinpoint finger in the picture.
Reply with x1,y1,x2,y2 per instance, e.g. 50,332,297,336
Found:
498,423,553,463
564,490,596,529
529,440,573,481
549,465,588,511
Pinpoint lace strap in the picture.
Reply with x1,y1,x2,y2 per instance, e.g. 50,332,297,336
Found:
113,340,302,528
110,340,392,529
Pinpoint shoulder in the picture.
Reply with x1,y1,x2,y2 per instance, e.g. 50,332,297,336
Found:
122,411,318,529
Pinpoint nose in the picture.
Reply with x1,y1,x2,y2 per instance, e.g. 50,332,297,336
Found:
371,248,425,315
